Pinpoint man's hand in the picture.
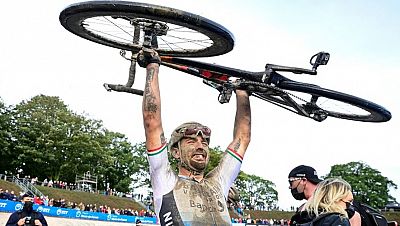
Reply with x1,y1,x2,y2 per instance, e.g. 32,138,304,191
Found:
235,89,250,97
17,218,25,226
137,48,161,68
34,219,43,226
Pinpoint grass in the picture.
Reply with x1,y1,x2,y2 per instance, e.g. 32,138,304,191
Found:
1,179,399,223
0,179,22,194
35,186,145,210
242,210,294,220
0,179,144,211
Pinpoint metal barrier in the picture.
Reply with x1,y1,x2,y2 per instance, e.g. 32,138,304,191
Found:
11,176,45,198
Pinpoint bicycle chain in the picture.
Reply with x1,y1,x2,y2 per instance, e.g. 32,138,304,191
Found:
240,80,309,103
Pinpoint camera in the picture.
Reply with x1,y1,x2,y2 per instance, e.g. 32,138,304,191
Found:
24,216,35,226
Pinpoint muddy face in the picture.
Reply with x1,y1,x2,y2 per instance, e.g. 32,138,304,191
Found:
179,136,210,172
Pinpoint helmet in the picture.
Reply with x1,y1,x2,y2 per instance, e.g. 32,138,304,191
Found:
168,121,211,151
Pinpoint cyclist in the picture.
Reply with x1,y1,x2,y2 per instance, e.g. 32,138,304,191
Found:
288,165,361,226
138,49,251,226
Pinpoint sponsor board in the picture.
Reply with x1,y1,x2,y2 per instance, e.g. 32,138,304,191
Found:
0,200,156,224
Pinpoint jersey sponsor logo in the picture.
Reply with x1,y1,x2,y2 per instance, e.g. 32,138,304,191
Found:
189,200,224,213
163,212,174,226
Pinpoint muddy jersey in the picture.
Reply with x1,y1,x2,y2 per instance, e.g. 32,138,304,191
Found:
147,143,243,226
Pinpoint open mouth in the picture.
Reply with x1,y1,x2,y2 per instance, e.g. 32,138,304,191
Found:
192,153,206,161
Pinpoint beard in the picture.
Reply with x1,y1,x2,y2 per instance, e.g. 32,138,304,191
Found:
180,147,209,172
189,159,207,171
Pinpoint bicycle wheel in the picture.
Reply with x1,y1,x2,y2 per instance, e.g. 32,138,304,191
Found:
254,81,391,122
59,1,234,57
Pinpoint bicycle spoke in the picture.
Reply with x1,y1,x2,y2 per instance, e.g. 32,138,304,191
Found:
293,92,371,116
80,15,214,53
85,27,134,44
103,17,134,38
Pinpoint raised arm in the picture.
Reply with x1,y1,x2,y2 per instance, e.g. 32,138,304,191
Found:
228,90,251,157
141,50,165,150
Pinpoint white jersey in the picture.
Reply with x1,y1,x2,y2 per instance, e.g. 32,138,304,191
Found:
147,143,243,226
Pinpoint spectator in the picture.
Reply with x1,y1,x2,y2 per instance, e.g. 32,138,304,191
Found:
76,202,83,210
288,165,361,226
8,190,17,201
5,193,48,226
302,178,355,226
42,178,48,186
47,179,53,187
0,188,6,199
33,196,44,205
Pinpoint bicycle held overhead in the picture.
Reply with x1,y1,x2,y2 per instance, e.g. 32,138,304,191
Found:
59,1,391,123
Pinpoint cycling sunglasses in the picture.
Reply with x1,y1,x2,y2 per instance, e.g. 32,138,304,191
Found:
288,177,304,186
178,125,211,139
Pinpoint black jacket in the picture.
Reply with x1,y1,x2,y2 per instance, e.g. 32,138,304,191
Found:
297,212,350,226
5,210,48,226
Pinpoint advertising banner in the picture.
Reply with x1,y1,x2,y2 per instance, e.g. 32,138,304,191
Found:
0,200,157,224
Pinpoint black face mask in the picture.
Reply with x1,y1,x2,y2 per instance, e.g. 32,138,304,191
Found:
23,201,33,214
291,187,306,200
345,202,356,219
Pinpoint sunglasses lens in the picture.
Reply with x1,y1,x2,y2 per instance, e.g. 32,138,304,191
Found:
182,126,211,138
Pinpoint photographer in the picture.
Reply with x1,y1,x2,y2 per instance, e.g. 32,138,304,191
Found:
5,193,48,226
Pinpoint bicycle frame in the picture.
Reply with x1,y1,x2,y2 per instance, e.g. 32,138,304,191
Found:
159,56,327,120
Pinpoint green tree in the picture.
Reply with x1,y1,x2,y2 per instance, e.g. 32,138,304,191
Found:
205,146,224,174
234,172,278,210
0,98,16,174
130,142,151,189
326,161,397,208
11,95,78,179
10,94,138,192
98,131,136,193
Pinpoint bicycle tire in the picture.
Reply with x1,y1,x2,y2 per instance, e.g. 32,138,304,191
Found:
264,81,391,122
59,1,234,57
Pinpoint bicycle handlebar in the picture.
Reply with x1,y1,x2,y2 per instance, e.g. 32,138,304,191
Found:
103,83,144,95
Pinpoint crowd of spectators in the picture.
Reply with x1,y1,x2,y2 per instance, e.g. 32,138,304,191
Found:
3,175,293,223
231,216,291,225
0,188,18,201
18,175,135,199
1,173,295,224
0,186,156,218
25,176,77,191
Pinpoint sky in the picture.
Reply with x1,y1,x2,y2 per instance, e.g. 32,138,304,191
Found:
0,1,399,210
